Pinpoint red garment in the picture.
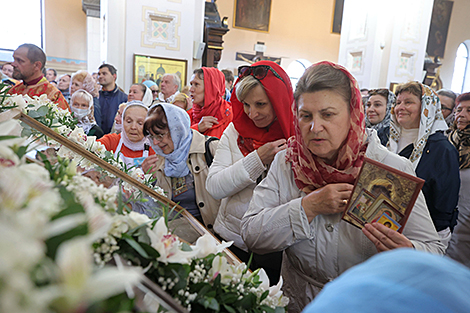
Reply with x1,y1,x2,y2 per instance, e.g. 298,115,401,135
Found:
97,133,155,157
186,108,194,125
231,61,295,156
285,61,366,193
191,67,232,139
8,76,70,111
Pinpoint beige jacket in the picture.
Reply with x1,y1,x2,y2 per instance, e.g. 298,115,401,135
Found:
153,129,220,228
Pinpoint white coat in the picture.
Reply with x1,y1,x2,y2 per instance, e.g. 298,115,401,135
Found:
206,123,266,251
241,129,445,313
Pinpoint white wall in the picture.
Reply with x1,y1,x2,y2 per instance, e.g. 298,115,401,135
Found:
439,0,470,89
338,0,434,89
216,0,341,75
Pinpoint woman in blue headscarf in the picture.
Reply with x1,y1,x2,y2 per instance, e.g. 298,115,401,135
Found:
141,103,220,227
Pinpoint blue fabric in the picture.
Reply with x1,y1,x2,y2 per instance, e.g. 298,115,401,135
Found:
149,103,193,177
171,173,199,217
99,85,128,134
303,249,470,313
93,97,101,127
142,80,157,88
399,132,460,231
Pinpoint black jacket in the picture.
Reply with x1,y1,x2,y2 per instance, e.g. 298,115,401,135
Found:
400,132,460,231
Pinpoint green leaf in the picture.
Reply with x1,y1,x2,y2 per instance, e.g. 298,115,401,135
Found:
122,234,149,258
45,223,88,260
204,298,219,311
223,304,237,313
274,306,286,313
15,145,28,159
181,242,192,251
260,290,269,302
36,105,49,117
0,135,19,141
28,110,40,118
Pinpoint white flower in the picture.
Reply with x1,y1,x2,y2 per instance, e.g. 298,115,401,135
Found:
209,255,234,284
127,211,151,229
147,218,197,264
0,119,25,147
192,234,233,259
55,237,141,310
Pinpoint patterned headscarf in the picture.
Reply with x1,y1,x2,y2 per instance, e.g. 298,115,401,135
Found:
389,83,448,169
148,103,193,178
448,125,470,170
285,61,367,194
365,89,395,133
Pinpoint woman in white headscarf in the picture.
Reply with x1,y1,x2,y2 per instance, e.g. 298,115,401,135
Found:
98,100,156,168
70,89,104,138
389,81,460,247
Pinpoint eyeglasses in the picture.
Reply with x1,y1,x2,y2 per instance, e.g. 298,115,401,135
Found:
151,90,159,94
238,65,285,83
147,131,168,142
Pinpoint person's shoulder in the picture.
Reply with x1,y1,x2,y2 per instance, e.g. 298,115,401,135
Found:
98,132,120,145
427,132,457,153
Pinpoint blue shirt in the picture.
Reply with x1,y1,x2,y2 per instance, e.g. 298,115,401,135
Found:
99,85,128,134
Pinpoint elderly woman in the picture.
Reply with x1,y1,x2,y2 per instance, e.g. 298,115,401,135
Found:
98,101,155,168
128,83,153,107
389,82,460,247
70,89,104,138
241,62,444,313
206,61,294,282
446,92,470,267
70,70,102,126
141,103,220,226
189,67,232,138
365,88,395,146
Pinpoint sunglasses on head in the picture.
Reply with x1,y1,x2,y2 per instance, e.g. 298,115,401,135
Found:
238,65,284,83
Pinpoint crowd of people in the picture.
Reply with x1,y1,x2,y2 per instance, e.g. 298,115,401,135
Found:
2,43,470,312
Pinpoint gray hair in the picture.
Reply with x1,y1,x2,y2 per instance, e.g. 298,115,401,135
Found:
437,89,457,108
164,73,181,90
71,89,93,108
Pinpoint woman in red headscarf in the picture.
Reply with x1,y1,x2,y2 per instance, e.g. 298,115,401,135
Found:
206,61,295,284
240,62,444,312
189,67,232,138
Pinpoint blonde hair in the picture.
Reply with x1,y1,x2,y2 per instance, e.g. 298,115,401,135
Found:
172,93,190,110
71,70,101,98
235,75,262,102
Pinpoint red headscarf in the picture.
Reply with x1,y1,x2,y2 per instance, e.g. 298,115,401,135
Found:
285,61,366,193
231,61,295,156
191,67,232,138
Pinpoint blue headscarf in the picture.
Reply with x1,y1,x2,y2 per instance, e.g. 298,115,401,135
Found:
148,103,193,177
303,249,470,313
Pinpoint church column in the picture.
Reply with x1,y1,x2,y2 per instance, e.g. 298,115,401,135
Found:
82,0,101,74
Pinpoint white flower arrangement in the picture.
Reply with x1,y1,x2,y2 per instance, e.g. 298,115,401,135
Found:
0,94,289,312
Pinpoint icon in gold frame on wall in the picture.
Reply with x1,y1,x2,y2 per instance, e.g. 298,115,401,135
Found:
133,54,187,91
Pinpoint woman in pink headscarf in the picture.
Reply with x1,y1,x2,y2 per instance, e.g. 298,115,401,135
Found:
241,61,444,312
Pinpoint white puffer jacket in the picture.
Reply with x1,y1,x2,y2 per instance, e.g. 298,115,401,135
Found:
241,129,446,313
206,123,266,251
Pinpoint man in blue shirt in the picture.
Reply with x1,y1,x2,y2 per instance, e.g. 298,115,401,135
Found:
98,64,128,134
